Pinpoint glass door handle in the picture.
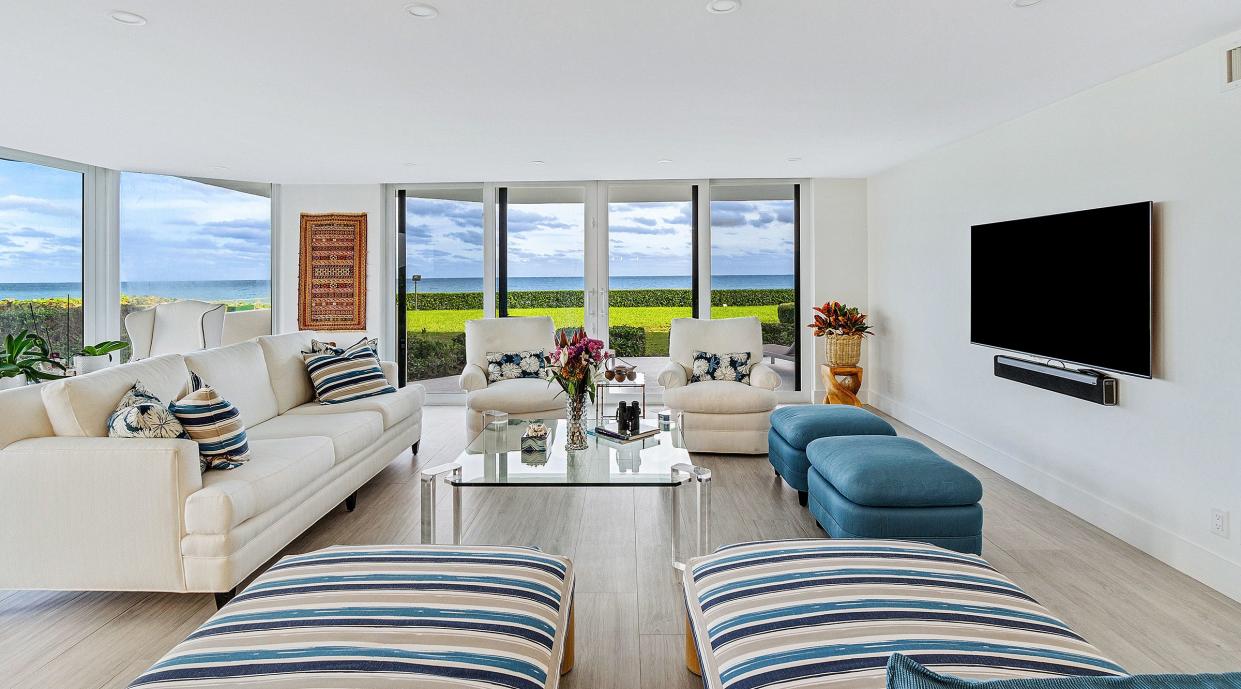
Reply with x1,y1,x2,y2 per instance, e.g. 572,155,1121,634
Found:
587,288,596,317
600,290,608,313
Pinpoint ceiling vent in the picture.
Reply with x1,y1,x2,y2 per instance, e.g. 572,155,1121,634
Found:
1228,46,1241,88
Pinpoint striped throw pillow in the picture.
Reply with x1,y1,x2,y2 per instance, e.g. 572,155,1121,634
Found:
303,338,396,405
169,373,251,471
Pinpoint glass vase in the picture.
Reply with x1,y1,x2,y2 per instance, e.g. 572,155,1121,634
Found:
565,394,589,450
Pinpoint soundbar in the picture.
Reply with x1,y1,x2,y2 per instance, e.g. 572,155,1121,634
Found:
993,355,1118,405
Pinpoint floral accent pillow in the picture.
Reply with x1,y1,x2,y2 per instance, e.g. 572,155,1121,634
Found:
106,381,190,440
486,350,548,383
689,351,753,384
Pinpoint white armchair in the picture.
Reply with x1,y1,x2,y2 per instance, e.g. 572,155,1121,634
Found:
125,300,226,360
460,316,563,439
660,317,780,454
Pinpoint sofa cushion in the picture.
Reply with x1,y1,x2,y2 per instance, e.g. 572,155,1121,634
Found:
184,437,334,535
683,539,1125,689
106,381,189,440
303,340,396,404
170,375,252,472
41,354,191,437
246,411,383,463
0,384,54,449
663,380,776,414
887,653,1239,689
184,341,279,428
466,377,564,414
806,435,983,507
690,350,753,384
257,331,319,413
668,316,763,371
286,383,424,430
770,405,896,450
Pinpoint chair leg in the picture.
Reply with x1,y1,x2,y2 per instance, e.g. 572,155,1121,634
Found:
560,606,575,675
685,610,702,676
411,440,420,454
345,490,358,512
797,491,808,507
214,587,237,609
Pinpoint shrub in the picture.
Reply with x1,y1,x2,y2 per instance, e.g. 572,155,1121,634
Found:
406,288,797,312
777,302,795,324
608,325,646,358
405,331,466,381
761,322,796,347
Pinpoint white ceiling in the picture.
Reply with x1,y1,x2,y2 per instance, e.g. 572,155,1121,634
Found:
3,0,1240,184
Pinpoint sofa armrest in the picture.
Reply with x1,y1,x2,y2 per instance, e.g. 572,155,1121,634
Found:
657,361,689,389
460,364,488,392
380,360,399,386
0,437,203,591
749,362,782,391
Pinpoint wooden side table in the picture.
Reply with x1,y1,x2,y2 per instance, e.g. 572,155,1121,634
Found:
820,365,863,406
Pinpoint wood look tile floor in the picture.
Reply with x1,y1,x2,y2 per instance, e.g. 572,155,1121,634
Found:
3,405,1240,688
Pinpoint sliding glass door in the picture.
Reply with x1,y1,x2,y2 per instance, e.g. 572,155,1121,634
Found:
496,185,588,335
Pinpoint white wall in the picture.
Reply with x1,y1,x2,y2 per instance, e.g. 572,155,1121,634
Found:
867,31,1241,600
272,184,390,355
812,179,870,399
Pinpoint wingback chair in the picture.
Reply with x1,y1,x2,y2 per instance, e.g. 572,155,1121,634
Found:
460,316,563,439
658,317,781,454
124,300,226,360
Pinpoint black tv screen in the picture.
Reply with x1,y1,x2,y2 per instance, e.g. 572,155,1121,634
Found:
971,201,1152,378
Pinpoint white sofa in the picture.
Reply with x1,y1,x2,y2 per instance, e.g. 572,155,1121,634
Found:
658,317,781,454
0,331,424,601
460,316,564,439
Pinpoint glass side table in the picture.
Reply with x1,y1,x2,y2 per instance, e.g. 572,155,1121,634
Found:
594,371,647,421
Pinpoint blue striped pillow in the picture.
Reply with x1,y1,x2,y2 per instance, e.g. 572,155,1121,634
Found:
302,338,396,405
169,373,251,472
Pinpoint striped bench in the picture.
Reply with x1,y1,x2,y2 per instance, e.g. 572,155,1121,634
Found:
130,544,575,689
683,539,1124,689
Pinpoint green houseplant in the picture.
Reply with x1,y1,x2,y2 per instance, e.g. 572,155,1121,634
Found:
808,301,873,367
0,330,67,389
74,340,129,374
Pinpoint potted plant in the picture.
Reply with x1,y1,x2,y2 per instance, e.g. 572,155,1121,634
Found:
0,330,67,390
74,340,130,375
544,328,609,450
808,301,873,367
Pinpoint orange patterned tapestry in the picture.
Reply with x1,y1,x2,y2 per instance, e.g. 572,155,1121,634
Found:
298,213,367,331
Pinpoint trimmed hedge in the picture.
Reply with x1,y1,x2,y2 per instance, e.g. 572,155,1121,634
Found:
761,322,796,347
406,331,466,381
777,302,795,325
407,288,795,311
608,325,646,358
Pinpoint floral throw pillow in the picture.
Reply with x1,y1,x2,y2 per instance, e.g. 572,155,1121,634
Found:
106,381,190,440
486,350,548,383
690,351,753,384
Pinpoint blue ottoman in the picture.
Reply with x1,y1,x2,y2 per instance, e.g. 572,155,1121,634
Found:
806,435,984,554
768,405,896,505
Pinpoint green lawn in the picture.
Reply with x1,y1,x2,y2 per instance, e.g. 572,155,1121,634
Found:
407,305,778,335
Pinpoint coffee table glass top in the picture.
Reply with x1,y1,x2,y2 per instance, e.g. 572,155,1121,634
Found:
451,418,693,486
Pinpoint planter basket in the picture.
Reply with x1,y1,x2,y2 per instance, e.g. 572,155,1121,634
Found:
825,333,863,367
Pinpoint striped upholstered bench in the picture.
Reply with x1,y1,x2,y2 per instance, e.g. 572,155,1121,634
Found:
683,539,1125,689
129,544,574,689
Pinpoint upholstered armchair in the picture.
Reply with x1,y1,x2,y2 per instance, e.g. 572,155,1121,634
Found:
124,300,226,360
658,317,781,454
460,316,563,439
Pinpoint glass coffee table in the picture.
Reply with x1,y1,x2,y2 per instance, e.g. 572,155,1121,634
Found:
418,416,712,569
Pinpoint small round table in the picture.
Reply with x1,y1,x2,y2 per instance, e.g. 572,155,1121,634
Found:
820,365,863,406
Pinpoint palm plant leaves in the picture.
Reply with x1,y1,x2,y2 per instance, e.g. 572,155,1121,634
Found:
1,330,67,382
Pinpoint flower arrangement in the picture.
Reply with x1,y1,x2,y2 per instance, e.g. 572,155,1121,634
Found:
808,301,873,337
809,301,872,367
544,328,609,450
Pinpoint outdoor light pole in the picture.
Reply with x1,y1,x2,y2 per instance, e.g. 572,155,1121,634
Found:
411,274,422,310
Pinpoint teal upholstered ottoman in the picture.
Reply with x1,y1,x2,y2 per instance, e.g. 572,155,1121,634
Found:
806,435,984,554
768,405,896,505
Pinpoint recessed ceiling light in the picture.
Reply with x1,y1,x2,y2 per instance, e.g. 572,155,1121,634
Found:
403,162,418,167
657,159,673,164
405,3,439,18
706,0,741,14
109,10,147,25
529,160,545,165
786,157,803,163
1012,0,1042,7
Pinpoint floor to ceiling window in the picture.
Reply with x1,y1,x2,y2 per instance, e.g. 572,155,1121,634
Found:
606,182,695,372
118,173,271,357
400,187,485,392
0,156,84,361
497,186,586,334
710,183,800,390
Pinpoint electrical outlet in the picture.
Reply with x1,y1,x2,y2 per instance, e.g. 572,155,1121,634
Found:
1211,509,1230,539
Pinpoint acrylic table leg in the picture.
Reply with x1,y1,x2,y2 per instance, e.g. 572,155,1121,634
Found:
671,464,713,570
671,478,682,569
418,462,462,545
420,474,435,544
451,467,462,545
695,472,712,558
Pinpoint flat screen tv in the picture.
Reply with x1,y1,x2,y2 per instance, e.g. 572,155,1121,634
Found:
971,201,1152,378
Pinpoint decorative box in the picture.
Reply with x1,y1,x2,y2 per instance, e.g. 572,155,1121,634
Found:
521,422,549,454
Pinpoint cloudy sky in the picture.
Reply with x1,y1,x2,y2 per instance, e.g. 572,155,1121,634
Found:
406,197,795,279
0,158,270,285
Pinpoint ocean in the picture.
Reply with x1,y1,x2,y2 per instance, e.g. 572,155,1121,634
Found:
1,275,793,301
